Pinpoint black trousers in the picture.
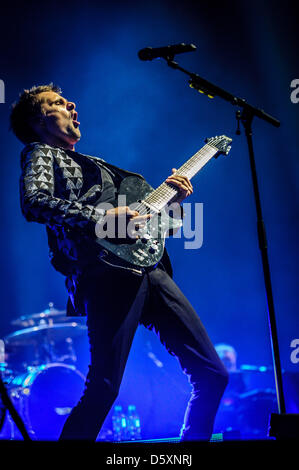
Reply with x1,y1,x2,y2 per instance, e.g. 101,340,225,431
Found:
60,265,228,441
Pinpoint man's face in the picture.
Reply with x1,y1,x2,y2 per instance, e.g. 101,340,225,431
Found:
34,90,81,149
219,350,237,372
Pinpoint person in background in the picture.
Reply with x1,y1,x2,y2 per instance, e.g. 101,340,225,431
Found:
214,343,246,434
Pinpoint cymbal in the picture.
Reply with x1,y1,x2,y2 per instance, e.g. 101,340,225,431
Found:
11,308,67,327
4,322,87,346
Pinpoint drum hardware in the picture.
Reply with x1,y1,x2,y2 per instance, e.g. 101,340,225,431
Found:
0,304,88,440
4,322,87,357
0,370,31,440
56,337,78,364
0,363,86,440
5,317,87,370
0,362,10,433
0,362,13,378
10,302,67,328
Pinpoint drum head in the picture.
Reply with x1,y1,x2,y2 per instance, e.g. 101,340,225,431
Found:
26,363,85,440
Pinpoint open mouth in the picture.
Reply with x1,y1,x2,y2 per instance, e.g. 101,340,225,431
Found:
71,111,80,128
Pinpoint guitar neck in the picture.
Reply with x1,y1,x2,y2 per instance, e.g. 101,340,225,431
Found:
144,143,218,212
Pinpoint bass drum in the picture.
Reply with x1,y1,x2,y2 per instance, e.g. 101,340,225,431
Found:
5,363,86,440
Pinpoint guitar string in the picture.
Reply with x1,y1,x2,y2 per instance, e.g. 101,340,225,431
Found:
131,146,216,218
147,150,212,206
132,144,218,217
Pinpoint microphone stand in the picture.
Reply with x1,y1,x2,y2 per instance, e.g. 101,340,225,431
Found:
154,54,292,436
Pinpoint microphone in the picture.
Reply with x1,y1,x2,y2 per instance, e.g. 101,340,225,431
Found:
138,43,196,61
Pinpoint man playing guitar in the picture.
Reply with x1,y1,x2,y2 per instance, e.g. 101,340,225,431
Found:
11,84,228,441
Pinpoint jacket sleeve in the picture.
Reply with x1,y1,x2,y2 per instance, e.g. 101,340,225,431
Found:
20,143,105,234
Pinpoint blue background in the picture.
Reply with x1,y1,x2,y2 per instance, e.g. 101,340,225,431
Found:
0,0,298,439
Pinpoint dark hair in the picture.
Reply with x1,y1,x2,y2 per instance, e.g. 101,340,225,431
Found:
10,83,62,144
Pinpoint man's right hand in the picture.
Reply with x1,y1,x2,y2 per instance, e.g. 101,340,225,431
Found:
106,206,151,222
104,206,152,239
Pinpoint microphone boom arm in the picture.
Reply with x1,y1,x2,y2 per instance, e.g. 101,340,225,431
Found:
165,58,280,128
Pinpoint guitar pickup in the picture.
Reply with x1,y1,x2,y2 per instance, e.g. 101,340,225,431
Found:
133,250,146,261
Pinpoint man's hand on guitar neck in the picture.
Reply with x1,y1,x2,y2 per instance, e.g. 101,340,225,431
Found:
165,168,193,204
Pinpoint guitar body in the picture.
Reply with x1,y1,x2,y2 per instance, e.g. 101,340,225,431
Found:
94,136,232,271
95,175,182,269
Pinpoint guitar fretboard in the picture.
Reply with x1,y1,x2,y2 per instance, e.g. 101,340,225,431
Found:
144,143,217,212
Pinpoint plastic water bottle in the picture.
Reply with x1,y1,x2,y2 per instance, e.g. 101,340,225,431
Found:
112,405,127,441
126,405,141,440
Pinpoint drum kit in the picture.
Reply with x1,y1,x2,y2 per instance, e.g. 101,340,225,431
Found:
0,303,88,440
0,304,281,441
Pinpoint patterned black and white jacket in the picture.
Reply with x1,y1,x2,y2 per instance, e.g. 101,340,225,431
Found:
20,142,173,314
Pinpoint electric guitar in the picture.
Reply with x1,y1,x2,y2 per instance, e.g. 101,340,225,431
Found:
95,135,232,273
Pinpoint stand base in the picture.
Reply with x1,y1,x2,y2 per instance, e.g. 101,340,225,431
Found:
268,413,299,439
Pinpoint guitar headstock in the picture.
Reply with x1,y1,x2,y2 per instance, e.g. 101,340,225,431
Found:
205,135,232,157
